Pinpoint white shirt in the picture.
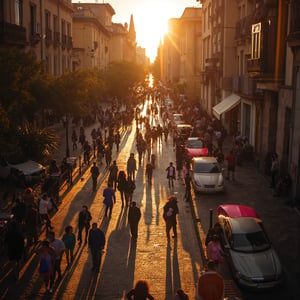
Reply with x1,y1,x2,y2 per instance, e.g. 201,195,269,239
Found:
51,238,66,260
39,198,48,214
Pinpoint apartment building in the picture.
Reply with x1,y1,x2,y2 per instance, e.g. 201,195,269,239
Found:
0,0,73,75
162,7,202,101
72,3,111,71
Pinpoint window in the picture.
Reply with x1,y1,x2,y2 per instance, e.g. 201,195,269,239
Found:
30,4,36,35
67,23,71,36
45,11,50,30
45,55,51,73
251,22,261,59
61,20,66,35
53,15,58,32
15,0,23,25
54,55,58,76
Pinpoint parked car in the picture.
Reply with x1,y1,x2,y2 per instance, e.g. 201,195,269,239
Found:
189,157,224,193
172,113,184,126
217,204,285,290
176,124,193,141
185,137,208,160
0,157,45,187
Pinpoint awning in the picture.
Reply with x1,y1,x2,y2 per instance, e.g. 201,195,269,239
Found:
212,93,240,120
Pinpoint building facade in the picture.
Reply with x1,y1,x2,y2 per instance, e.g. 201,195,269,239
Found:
0,0,74,75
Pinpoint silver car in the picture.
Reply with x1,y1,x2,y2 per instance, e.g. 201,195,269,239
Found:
189,157,224,193
217,215,285,289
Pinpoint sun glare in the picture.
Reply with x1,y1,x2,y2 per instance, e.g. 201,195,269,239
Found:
135,1,170,62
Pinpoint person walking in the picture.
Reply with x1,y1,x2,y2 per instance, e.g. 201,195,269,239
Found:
88,223,106,273
166,162,176,188
48,231,66,292
145,160,153,184
225,149,236,181
108,160,118,191
36,240,56,293
126,280,154,300
184,172,192,202
174,289,189,300
90,162,100,192
270,153,279,188
77,205,92,244
206,234,224,267
163,196,179,240
62,225,76,267
38,193,52,232
71,128,78,151
128,201,141,241
103,182,116,218
197,260,224,300
114,131,121,152
127,153,137,180
117,171,128,208
25,204,38,246
127,176,136,206
104,143,112,168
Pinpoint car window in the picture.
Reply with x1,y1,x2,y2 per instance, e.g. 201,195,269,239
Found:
194,162,221,173
231,231,270,252
174,115,182,122
187,139,204,148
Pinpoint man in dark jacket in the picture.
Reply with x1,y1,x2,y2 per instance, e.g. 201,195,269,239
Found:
88,223,105,273
77,205,92,244
163,196,179,240
90,162,100,192
128,201,141,240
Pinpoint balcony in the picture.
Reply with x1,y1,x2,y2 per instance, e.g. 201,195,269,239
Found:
247,58,266,75
45,28,52,47
61,34,67,49
67,36,73,50
204,58,219,72
54,31,60,47
232,75,256,97
0,21,27,47
30,32,41,46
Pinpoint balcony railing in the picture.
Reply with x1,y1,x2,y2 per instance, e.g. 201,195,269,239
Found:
247,58,266,74
45,28,52,47
0,21,27,46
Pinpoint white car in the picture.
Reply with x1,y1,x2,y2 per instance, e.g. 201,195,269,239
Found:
189,157,224,193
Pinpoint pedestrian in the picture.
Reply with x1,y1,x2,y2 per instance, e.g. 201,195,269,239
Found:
71,128,78,150
104,143,112,168
163,196,179,240
166,162,176,188
174,289,189,300
23,187,35,208
184,172,192,202
88,222,106,273
197,260,224,300
47,231,66,291
270,153,279,188
127,153,137,180
127,176,136,206
38,193,52,232
5,221,25,280
25,204,38,246
36,240,56,293
126,280,154,300
145,160,153,183
128,201,141,240
77,205,92,244
62,225,76,267
108,160,118,191
83,141,91,165
206,234,224,267
103,182,116,218
11,198,26,224
90,162,100,192
225,149,236,181
115,131,121,152
117,170,128,208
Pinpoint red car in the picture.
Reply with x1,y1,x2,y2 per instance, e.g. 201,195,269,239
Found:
185,137,208,160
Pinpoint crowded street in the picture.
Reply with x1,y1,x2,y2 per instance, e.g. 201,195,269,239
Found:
0,94,299,300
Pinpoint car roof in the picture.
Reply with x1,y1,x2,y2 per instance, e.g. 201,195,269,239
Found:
228,217,262,234
192,156,217,163
173,113,183,116
187,137,202,141
177,124,192,128
217,204,259,218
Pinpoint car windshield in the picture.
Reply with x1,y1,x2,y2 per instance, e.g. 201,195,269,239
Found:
188,139,204,149
194,162,221,173
231,231,270,252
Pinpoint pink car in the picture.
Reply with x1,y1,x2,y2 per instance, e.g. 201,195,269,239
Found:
185,137,208,159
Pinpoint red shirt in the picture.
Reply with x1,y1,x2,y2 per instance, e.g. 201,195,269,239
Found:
226,152,235,167
198,271,224,300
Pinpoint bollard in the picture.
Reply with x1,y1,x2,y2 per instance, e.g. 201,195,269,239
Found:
209,209,213,228
79,155,81,174
69,164,73,186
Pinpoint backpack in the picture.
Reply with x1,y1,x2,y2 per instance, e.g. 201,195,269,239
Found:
39,256,49,273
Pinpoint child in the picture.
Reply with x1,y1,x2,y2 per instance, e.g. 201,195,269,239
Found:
62,226,76,267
